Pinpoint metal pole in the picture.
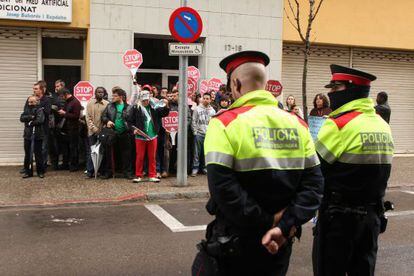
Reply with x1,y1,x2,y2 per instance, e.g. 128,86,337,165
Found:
176,0,188,186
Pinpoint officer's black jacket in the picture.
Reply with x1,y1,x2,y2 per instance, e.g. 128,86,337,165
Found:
318,157,391,204
206,164,324,238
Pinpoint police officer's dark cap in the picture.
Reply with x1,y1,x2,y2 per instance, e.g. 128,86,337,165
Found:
325,64,376,88
219,51,270,75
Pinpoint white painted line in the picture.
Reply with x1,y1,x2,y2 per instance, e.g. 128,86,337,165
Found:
145,204,206,233
386,210,414,217
402,190,414,195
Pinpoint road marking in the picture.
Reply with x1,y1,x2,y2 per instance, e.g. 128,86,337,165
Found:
386,210,414,217
402,190,414,195
145,204,206,233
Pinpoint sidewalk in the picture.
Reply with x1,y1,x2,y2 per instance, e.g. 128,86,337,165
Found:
0,156,413,208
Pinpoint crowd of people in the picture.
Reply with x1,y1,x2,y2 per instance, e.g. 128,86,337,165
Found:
19,79,390,181
19,80,232,181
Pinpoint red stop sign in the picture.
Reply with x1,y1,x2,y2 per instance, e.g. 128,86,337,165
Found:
122,49,143,75
266,80,283,97
208,78,222,92
73,81,94,102
187,78,198,96
187,66,200,82
199,80,209,96
162,111,179,132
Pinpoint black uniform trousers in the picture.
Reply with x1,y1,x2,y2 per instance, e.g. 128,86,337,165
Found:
312,206,380,276
192,235,292,276
24,138,44,176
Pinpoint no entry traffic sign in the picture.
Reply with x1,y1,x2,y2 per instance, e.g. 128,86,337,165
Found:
122,49,143,76
162,111,179,133
187,66,200,82
74,81,94,102
169,7,203,43
266,80,283,97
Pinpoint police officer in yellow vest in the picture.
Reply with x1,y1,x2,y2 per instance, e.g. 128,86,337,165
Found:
191,51,324,276
312,65,394,276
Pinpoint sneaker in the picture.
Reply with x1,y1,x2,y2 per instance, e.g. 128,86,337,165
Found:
149,177,160,183
191,169,198,177
38,174,44,179
22,174,32,179
156,173,161,179
161,172,169,178
19,168,26,174
133,177,143,183
202,169,208,175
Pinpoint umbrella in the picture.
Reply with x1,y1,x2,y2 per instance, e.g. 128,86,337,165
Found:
90,142,103,179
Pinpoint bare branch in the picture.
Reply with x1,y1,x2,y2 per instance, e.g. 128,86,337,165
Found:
312,0,325,21
287,0,296,18
294,0,306,42
284,8,301,34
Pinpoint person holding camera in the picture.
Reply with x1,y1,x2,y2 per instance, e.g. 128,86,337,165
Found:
57,88,82,172
20,96,46,178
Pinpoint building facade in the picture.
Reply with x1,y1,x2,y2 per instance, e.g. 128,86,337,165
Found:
281,0,414,153
0,0,89,163
89,0,283,95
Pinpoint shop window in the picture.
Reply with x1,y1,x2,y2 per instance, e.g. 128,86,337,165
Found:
42,38,84,60
134,37,198,69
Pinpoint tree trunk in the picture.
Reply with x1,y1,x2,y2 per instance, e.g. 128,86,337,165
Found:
302,44,310,122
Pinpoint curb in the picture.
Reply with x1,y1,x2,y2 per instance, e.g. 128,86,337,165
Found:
146,190,209,201
0,190,210,209
0,192,146,210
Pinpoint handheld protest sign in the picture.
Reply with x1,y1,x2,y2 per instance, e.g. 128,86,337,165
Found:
187,77,198,96
187,66,200,82
266,80,283,97
122,49,143,76
162,111,179,146
74,81,94,103
208,78,222,92
199,80,209,96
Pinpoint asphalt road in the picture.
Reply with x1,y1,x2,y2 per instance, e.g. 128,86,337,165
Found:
0,190,413,276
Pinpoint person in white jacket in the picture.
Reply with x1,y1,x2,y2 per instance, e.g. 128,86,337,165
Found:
191,92,216,176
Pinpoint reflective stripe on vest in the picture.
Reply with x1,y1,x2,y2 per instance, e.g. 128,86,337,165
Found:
205,152,319,171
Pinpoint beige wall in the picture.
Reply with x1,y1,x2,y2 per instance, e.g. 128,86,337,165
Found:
283,0,414,50
0,0,89,29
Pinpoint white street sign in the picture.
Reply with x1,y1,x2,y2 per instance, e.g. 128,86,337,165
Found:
169,43,203,56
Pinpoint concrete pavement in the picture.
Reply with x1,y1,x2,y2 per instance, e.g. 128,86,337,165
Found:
0,190,413,275
0,156,413,208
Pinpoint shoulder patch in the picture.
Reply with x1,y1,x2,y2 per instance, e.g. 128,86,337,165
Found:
330,111,362,130
216,105,254,127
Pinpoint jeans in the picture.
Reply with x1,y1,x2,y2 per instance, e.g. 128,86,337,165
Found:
42,126,49,168
48,128,60,168
105,131,132,177
24,138,44,175
192,134,206,172
61,129,79,170
156,128,166,173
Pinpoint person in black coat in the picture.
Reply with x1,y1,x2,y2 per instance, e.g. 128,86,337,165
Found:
101,87,133,179
20,96,45,178
57,88,82,171
375,91,391,123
